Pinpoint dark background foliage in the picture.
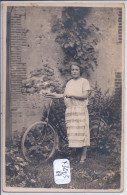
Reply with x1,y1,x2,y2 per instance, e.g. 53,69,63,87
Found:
52,7,99,77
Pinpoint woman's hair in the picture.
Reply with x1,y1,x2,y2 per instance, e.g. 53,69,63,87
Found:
69,61,83,75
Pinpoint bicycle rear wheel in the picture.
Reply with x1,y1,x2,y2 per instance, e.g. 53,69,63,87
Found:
22,121,57,164
90,116,108,148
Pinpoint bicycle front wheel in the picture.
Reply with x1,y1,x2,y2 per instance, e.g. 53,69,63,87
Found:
22,121,57,164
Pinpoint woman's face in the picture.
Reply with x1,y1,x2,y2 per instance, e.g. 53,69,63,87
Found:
71,64,80,79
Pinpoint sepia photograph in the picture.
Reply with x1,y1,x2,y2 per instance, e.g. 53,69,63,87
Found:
2,1,124,192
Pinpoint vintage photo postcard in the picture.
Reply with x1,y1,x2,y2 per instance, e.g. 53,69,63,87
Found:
2,1,124,192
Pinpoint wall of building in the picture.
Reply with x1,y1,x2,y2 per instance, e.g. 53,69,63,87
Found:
87,7,122,93
7,6,123,137
7,7,27,140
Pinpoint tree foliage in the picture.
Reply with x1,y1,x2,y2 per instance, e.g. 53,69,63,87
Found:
52,7,100,77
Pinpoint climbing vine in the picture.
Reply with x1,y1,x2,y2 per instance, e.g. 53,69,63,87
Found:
52,7,100,77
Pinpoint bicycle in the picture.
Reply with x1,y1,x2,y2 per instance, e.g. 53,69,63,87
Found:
22,95,108,164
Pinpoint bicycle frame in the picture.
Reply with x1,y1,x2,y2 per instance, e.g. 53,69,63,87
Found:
22,95,109,163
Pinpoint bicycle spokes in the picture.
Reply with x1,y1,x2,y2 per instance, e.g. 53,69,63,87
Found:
90,117,108,148
22,122,57,164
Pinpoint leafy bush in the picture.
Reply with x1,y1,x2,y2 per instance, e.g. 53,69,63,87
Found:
88,83,122,159
88,82,122,125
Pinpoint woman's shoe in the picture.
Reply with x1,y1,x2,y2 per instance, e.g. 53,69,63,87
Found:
80,155,86,163
79,159,85,163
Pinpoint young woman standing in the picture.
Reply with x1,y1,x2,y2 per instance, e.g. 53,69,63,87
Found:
44,62,90,163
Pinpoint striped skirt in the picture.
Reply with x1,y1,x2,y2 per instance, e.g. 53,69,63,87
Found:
65,106,90,148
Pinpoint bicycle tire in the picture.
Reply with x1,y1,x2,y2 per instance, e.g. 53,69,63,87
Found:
90,116,108,147
22,121,58,164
